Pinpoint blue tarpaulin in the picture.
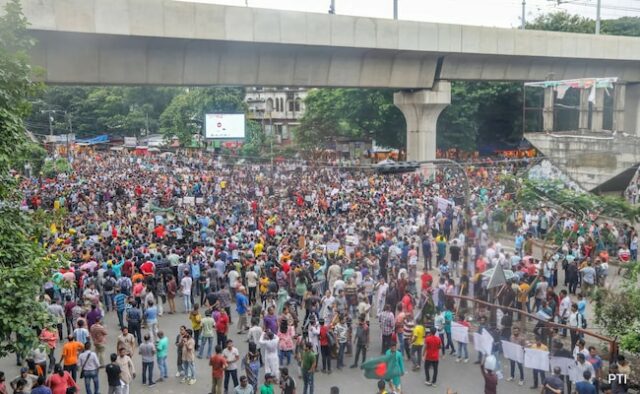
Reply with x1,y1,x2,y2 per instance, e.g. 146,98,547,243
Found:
76,135,109,145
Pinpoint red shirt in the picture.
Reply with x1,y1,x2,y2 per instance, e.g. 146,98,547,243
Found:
424,335,442,361
319,325,329,346
217,313,229,334
209,354,227,378
140,261,155,276
421,273,432,290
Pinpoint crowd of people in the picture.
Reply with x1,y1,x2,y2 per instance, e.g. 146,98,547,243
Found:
0,150,634,394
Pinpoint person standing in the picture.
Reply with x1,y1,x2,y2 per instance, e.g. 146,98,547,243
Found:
155,331,169,382
384,342,405,394
105,353,122,394
350,316,369,368
259,373,275,394
300,342,316,394
480,358,497,394
139,334,156,387
209,345,227,394
259,331,281,380
45,364,78,394
180,270,193,313
59,336,84,382
529,337,548,390
378,305,395,355
236,287,250,333
180,329,196,385
199,310,216,359
506,327,526,386
189,304,203,352
144,300,159,343
29,376,51,394
334,316,348,370
541,367,564,394
125,302,142,346
318,319,331,374
235,375,253,394
410,318,425,370
113,289,127,329
216,310,230,348
423,328,441,388
223,339,240,393
115,348,135,394
278,367,296,394
116,327,136,358
166,275,177,315
77,342,100,394
39,326,59,374
89,317,108,367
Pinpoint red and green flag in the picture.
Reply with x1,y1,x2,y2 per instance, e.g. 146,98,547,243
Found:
360,354,402,380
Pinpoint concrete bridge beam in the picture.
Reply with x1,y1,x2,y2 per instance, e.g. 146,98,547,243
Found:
394,82,451,162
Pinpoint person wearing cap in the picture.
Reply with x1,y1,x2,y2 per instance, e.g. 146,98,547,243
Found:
10,367,38,393
260,373,275,394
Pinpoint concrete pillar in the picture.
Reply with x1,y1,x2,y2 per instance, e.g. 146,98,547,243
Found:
578,88,590,130
393,81,451,162
591,88,605,131
543,87,554,132
612,83,626,132
624,83,640,136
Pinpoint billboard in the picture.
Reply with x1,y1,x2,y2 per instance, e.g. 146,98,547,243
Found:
205,114,245,139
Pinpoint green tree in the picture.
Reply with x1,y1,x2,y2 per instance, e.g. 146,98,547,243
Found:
527,12,640,37
160,87,246,144
0,0,63,357
297,88,405,149
28,86,180,138
438,82,523,151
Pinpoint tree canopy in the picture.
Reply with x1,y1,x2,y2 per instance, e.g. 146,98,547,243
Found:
0,0,64,357
296,89,406,149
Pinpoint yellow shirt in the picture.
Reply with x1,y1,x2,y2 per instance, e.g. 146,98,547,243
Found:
189,312,202,330
412,324,426,346
530,343,548,351
254,243,264,256
517,283,530,303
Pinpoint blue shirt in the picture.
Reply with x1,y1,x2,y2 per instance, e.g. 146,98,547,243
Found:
114,293,126,312
575,381,596,394
144,306,158,323
31,386,53,394
236,293,248,314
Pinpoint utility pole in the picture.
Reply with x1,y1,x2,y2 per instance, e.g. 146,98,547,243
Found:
329,0,335,14
595,0,601,34
521,0,526,29
393,0,398,20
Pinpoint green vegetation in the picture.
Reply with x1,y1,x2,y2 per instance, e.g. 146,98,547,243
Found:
41,157,72,178
0,0,64,357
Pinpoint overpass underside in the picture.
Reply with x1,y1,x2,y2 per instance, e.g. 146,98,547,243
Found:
31,31,640,87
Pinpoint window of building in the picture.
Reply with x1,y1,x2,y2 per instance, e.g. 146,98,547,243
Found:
266,98,274,113
288,100,294,112
295,98,301,112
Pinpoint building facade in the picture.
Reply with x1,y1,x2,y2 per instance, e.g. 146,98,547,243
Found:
245,87,307,144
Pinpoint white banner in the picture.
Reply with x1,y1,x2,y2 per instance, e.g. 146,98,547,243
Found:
501,340,524,364
473,331,493,355
550,356,573,376
124,137,137,147
451,322,469,344
523,348,550,371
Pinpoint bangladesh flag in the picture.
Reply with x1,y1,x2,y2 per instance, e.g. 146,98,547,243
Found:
360,353,402,380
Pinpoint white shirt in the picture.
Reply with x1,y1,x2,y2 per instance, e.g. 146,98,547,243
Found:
559,296,572,319
180,276,192,295
245,271,258,288
223,347,240,370
228,270,240,289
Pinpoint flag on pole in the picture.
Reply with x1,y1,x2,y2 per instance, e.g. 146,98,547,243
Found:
487,263,507,289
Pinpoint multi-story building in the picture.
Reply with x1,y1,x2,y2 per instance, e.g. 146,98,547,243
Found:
245,87,307,145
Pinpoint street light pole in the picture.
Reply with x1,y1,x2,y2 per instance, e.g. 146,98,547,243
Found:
595,0,601,34
329,0,335,14
393,0,398,20
521,0,526,29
